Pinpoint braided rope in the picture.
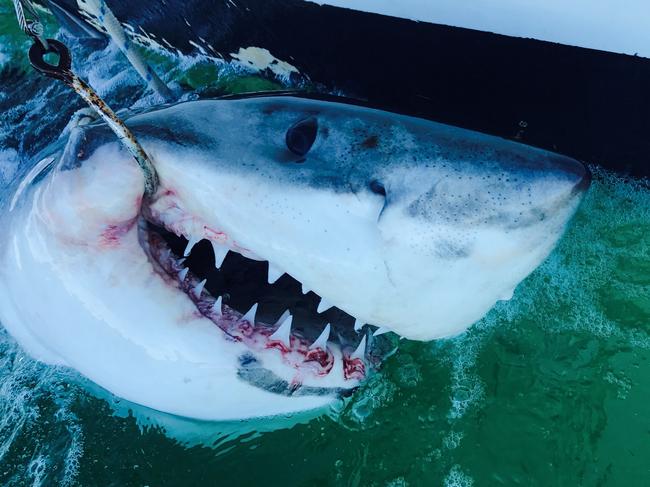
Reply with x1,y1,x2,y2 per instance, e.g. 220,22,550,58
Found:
12,0,48,49
12,0,29,34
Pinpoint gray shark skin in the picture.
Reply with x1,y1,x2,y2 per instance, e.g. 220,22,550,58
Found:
0,95,590,420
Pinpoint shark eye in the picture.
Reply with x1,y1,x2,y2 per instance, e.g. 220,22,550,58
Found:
369,180,386,197
286,117,318,157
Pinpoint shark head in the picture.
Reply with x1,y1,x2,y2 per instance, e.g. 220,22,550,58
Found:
0,95,589,420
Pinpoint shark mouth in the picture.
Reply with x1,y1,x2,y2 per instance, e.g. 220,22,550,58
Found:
137,190,394,390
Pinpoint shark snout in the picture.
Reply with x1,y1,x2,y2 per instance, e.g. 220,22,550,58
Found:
548,153,591,195
570,160,592,195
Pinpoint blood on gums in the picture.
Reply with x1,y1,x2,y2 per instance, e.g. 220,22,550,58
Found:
305,348,335,374
204,227,227,241
266,340,291,354
343,357,366,381
238,320,255,338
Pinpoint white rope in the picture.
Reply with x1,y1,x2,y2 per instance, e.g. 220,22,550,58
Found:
12,0,28,33
12,0,49,49
70,74,160,195
79,0,173,101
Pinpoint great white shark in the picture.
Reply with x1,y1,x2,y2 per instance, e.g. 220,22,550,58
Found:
0,94,590,420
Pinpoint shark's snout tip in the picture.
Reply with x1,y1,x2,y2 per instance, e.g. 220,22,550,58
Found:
574,163,592,193
550,154,591,195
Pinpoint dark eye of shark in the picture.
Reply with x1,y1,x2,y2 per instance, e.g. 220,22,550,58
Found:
286,116,318,157
369,180,387,197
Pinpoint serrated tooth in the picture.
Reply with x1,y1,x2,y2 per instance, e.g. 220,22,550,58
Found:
176,258,186,267
178,267,189,281
212,296,222,316
267,263,284,284
317,297,333,313
211,241,229,268
301,282,311,294
239,303,258,325
193,279,207,298
269,315,293,347
273,309,291,327
161,248,171,262
351,336,367,360
373,326,390,336
309,323,330,350
354,319,363,332
184,236,200,257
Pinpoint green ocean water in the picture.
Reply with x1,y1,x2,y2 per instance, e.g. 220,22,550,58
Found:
0,5,649,486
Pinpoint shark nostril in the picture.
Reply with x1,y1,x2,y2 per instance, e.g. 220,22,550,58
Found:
369,179,386,197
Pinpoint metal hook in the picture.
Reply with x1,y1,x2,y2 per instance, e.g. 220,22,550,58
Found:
28,38,73,84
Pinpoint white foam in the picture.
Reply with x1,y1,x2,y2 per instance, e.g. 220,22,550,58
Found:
0,149,19,185
444,464,474,487
26,454,49,487
0,330,84,483
515,170,650,347
230,47,299,80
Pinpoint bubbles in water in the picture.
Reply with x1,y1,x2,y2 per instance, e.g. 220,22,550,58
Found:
517,170,650,347
386,476,410,487
26,454,48,486
444,465,474,487
0,149,19,184
0,330,84,485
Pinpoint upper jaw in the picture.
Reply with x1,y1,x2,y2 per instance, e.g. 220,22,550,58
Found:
139,187,395,389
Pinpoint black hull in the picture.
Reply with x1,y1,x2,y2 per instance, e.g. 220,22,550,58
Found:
49,0,650,179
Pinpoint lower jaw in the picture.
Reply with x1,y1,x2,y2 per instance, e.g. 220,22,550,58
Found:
137,216,395,387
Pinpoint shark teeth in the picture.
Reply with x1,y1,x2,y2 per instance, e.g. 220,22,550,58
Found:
354,319,363,332
184,236,200,257
149,224,380,374
267,264,284,284
351,335,367,360
212,296,222,316
145,209,380,384
193,279,207,298
269,315,293,347
178,267,189,281
373,326,390,336
274,309,291,327
211,241,229,268
317,297,334,313
239,303,258,324
309,323,330,350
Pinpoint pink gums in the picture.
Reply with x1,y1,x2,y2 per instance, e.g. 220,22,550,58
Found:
143,188,254,256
